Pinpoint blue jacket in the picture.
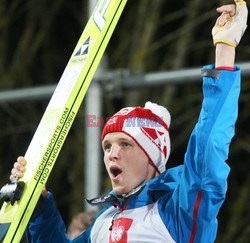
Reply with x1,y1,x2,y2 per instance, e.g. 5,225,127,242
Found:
26,65,241,242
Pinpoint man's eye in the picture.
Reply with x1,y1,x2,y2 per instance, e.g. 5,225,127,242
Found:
104,144,111,151
121,142,131,147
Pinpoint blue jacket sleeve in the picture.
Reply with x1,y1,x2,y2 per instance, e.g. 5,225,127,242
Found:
26,192,107,242
26,192,71,242
159,65,241,242
26,192,93,242
185,66,240,194
181,66,240,242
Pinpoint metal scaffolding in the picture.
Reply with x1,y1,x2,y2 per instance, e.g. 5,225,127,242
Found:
1,62,250,103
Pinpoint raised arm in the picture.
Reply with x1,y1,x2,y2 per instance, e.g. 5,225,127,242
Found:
165,1,248,242
187,0,248,191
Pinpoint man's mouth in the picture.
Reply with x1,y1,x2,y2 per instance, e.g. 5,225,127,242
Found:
110,166,122,179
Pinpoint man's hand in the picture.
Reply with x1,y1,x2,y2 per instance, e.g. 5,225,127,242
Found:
10,156,26,182
10,156,48,198
212,0,248,47
213,0,248,68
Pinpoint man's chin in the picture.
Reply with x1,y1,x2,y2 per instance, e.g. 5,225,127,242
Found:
113,185,130,195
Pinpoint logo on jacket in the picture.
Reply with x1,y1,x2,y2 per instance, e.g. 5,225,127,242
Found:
111,226,124,242
109,218,133,243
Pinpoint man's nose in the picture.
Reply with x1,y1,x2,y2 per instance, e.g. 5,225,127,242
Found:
108,144,120,161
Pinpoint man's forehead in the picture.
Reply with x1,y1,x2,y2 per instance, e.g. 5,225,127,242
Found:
102,132,132,142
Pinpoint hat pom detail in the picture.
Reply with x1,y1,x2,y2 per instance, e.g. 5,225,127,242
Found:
144,101,171,128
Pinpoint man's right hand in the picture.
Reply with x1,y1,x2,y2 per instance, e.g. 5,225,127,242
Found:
10,156,48,198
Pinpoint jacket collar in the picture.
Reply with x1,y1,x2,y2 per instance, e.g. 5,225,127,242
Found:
86,165,183,209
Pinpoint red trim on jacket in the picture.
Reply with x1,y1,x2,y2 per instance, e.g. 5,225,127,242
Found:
189,191,202,243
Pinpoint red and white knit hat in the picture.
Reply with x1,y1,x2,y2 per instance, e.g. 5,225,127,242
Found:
101,102,171,173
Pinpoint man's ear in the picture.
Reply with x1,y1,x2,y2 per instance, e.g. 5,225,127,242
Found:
148,159,159,177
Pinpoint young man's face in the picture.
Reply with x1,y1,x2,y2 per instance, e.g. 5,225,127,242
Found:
102,132,157,195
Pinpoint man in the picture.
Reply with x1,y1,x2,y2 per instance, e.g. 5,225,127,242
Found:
10,1,248,242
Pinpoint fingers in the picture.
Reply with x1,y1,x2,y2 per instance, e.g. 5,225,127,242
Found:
217,4,236,16
17,156,27,166
9,156,27,182
9,156,49,198
10,168,22,181
217,12,232,26
215,3,237,27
